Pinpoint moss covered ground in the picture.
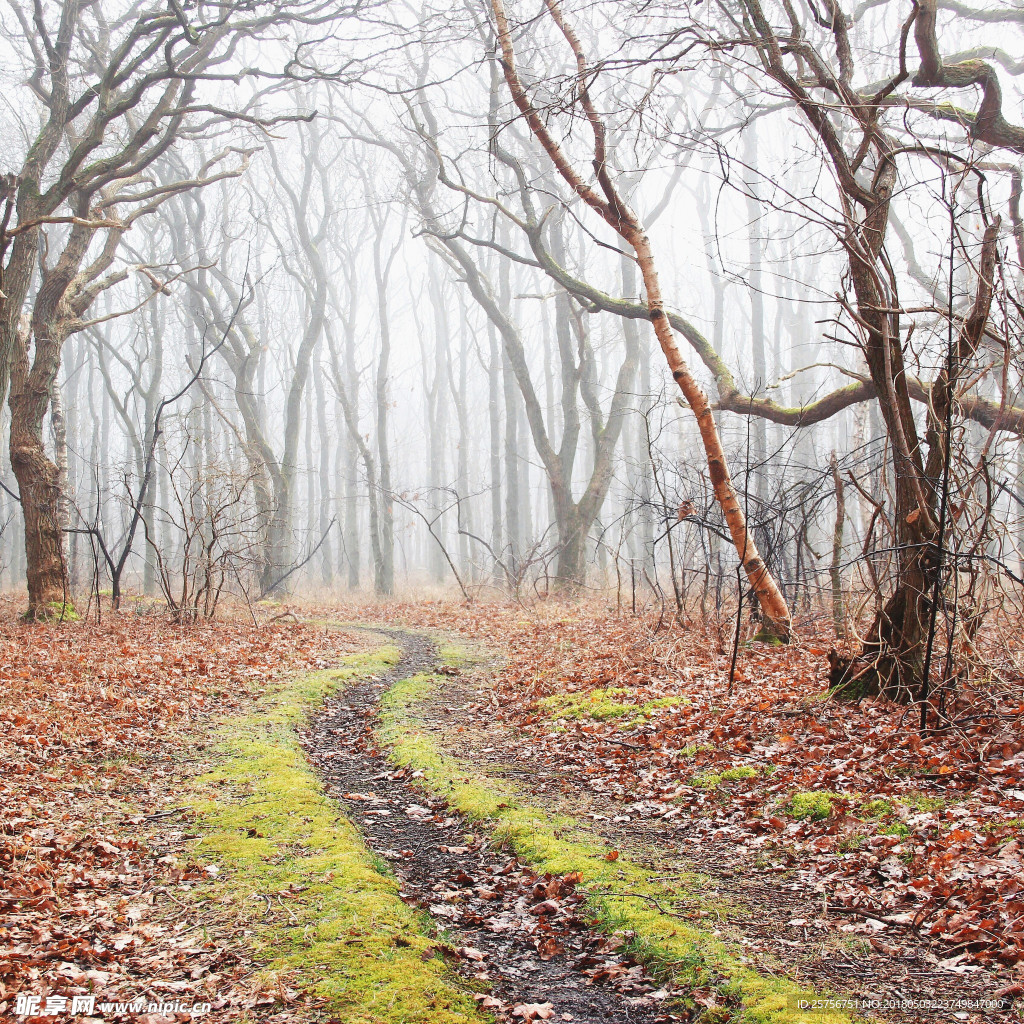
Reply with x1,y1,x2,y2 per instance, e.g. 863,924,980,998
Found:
377,642,854,1024
187,643,487,1024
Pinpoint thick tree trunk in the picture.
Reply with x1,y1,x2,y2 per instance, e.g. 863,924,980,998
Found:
50,382,70,568
9,332,71,619
553,508,586,586
839,221,999,701
11,434,67,618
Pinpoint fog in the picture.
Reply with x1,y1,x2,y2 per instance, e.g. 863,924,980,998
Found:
1,0,1022,688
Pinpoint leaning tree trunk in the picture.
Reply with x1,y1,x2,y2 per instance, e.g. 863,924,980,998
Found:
490,0,793,638
622,218,792,638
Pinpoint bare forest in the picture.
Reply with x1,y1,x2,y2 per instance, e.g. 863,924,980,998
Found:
3,2,1024,1023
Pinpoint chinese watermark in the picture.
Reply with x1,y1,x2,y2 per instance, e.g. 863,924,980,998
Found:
14,994,212,1017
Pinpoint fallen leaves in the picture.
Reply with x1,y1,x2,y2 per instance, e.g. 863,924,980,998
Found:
512,1002,555,1020
0,603,353,1021
342,598,1024,982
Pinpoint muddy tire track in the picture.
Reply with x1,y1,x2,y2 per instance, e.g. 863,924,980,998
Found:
300,629,678,1024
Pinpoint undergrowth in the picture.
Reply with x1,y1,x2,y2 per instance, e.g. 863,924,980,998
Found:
538,686,684,727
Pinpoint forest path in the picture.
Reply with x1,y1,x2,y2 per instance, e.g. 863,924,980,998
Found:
301,626,671,1023
396,630,1013,1024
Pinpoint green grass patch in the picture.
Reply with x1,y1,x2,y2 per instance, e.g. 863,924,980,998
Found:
677,743,712,759
691,771,723,790
983,817,1024,833
896,792,947,813
837,833,867,853
858,798,892,819
688,766,757,791
879,822,911,838
380,661,852,1024
186,645,484,1024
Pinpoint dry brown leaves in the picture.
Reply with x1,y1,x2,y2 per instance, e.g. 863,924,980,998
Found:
0,598,351,1022
319,598,1024,977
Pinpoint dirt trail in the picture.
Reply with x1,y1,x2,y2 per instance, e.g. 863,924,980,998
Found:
300,629,676,1024
409,662,1015,1024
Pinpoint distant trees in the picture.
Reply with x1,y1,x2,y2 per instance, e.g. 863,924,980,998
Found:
0,0,355,618
0,0,1020,686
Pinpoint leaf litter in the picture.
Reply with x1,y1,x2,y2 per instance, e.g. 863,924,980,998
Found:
0,599,353,1022
317,598,1024,1021
6,592,1024,1022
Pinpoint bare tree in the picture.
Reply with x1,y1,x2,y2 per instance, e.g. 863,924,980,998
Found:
488,0,793,636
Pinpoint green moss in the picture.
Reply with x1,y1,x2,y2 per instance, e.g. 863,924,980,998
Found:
897,793,946,813
720,766,758,782
879,822,911,838
24,600,79,623
750,628,786,645
691,772,723,790
185,646,484,1024
983,817,1024,833
786,792,835,821
379,667,853,1024
677,743,712,759
539,687,634,720
538,687,686,726
437,641,478,669
827,674,875,701
859,799,892,819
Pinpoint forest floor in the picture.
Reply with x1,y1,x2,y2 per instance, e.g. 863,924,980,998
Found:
2,595,1023,1023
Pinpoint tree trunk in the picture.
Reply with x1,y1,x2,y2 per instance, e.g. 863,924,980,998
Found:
490,0,792,638
553,506,586,585
829,451,846,639
426,263,450,583
373,236,395,596
9,328,71,619
502,344,521,581
343,316,362,589
314,352,333,587
486,320,503,577
623,217,792,638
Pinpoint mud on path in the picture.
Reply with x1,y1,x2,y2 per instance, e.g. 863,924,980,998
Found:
300,629,677,1024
